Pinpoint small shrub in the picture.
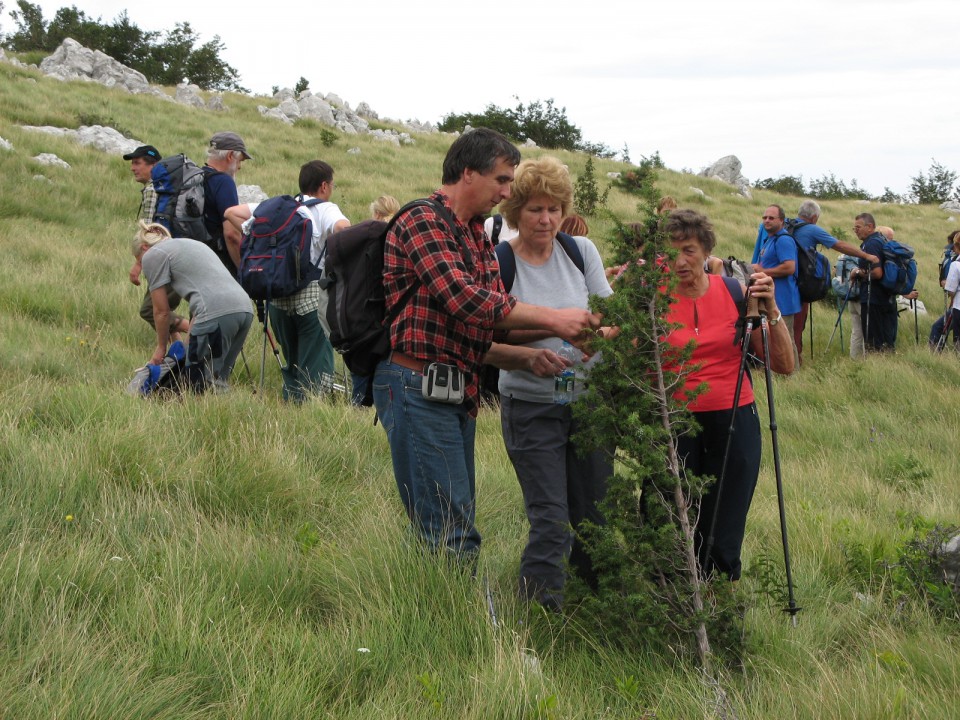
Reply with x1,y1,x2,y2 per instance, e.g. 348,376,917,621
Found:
573,157,608,216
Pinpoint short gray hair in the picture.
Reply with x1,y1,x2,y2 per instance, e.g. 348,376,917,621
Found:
797,200,821,221
207,148,234,163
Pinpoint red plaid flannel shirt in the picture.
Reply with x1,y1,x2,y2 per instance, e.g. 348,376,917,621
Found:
384,191,516,415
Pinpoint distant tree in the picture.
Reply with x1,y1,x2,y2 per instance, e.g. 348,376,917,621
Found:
2,4,244,92
294,76,309,96
808,173,870,201
875,187,905,204
908,159,959,204
620,143,631,164
755,175,805,196
439,97,610,155
140,22,245,92
5,0,46,50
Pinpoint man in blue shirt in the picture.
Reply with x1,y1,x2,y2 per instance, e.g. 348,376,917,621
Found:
752,205,801,338
204,131,252,277
787,200,878,361
849,212,896,351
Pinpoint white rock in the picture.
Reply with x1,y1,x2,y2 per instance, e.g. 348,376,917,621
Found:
347,147,361,155
237,185,268,204
34,153,71,169
0,137,13,151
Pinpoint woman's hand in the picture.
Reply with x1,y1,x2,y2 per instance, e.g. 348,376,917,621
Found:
746,271,780,317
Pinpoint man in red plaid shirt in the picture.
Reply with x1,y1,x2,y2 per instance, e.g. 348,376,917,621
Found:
374,128,599,561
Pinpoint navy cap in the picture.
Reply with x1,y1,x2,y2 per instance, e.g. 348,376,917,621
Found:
123,145,161,161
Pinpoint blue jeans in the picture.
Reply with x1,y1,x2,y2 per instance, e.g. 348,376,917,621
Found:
373,359,481,558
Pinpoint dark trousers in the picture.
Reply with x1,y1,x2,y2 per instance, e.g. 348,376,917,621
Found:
860,301,898,351
677,403,761,581
500,396,613,608
793,302,809,362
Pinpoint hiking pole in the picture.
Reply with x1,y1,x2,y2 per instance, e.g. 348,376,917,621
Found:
759,312,801,625
483,575,499,629
914,299,919,345
864,275,872,355
826,283,853,352
704,290,761,576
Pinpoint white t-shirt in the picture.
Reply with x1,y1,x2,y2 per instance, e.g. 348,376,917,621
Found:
483,215,519,244
945,260,960,311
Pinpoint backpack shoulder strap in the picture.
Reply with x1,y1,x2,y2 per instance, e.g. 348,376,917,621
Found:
555,232,586,274
494,242,516,292
491,213,503,244
720,275,748,345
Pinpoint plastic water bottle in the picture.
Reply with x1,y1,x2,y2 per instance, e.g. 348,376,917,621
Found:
553,341,579,405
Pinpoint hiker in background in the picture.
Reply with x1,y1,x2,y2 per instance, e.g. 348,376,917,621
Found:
662,209,794,579
849,213,896,352
938,232,960,349
878,226,922,346
370,195,400,222
752,205,801,343
484,212,519,244
226,161,350,403
930,230,960,347
558,213,589,236
786,200,878,362
494,156,614,610
656,195,677,215
204,131,252,277
132,221,253,392
374,128,599,562
124,144,189,341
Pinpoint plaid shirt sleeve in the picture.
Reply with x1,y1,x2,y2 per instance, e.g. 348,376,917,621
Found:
139,184,158,223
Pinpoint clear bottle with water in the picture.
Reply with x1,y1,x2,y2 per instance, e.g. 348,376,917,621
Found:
553,341,579,405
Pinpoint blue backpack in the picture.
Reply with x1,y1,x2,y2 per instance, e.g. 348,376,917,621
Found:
879,240,918,295
783,219,831,302
238,195,326,301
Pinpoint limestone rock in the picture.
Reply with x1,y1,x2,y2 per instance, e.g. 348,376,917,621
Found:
34,153,71,169
940,200,960,213
699,154,752,199
207,94,226,112
297,96,335,126
175,82,206,109
237,185,268,204
278,98,302,120
943,533,960,585
347,147,361,155
39,38,168,100
0,137,13,151
356,102,378,119
20,124,143,156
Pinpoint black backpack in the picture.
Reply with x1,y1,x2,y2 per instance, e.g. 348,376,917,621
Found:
783,219,831,303
322,199,457,403
938,245,958,285
151,154,212,243
237,195,325,301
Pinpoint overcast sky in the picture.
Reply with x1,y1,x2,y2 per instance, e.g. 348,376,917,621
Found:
15,0,960,196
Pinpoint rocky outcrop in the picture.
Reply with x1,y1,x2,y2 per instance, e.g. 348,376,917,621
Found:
39,38,169,100
175,82,206,109
0,137,13,151
940,200,960,213
699,155,753,199
20,124,143,155
237,185,268,205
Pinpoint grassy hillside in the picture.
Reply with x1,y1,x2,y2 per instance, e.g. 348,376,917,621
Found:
1,58,958,719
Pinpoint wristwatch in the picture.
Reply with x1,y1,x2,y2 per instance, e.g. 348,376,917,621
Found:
768,312,783,327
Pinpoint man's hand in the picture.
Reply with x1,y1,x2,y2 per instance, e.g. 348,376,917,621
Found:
865,253,880,266
129,261,142,286
149,345,166,366
549,308,601,342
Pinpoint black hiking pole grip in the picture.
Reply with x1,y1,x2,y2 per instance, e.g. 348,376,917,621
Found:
759,313,801,625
